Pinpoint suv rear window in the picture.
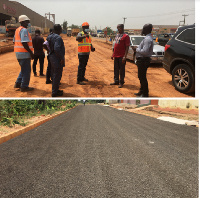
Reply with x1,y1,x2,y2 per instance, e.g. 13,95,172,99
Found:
176,28,195,44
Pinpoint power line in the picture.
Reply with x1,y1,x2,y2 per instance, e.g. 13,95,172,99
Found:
127,8,194,19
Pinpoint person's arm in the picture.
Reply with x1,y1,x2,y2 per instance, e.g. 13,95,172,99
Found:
54,37,65,65
22,42,34,59
122,35,130,63
136,39,152,56
122,46,129,63
21,29,34,59
43,41,49,54
91,44,95,52
43,44,49,54
76,32,89,42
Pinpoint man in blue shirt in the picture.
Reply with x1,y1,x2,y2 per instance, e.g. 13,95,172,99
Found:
47,24,65,97
13,15,34,92
133,23,153,97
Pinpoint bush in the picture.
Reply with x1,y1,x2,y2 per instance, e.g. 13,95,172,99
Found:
0,100,77,127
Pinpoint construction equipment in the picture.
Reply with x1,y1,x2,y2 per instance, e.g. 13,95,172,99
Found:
71,28,80,36
67,28,72,37
5,17,20,37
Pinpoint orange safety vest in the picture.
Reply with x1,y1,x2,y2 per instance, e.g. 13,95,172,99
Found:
14,26,33,53
78,31,92,54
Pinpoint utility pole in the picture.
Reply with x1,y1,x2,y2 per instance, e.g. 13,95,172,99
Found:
123,17,127,25
179,14,189,26
45,12,56,25
182,14,188,25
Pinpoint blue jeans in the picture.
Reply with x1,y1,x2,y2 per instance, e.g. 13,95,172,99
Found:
16,58,31,88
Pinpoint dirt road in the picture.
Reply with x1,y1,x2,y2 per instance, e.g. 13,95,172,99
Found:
0,35,194,98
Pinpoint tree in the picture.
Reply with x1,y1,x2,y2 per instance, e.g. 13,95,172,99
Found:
102,27,113,35
69,24,81,29
63,20,68,31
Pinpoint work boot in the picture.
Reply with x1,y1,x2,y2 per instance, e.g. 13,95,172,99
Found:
118,83,123,88
46,80,52,84
83,78,89,82
77,81,86,85
20,87,34,92
139,94,149,98
14,82,21,88
134,91,143,96
110,82,119,85
52,90,63,97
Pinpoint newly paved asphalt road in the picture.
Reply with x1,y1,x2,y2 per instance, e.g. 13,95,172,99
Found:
0,105,198,198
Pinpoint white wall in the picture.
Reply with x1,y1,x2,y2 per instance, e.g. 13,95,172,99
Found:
158,100,199,109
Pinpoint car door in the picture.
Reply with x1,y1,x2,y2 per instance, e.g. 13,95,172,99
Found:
127,38,134,60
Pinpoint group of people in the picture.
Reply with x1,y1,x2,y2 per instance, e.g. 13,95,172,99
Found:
13,14,153,97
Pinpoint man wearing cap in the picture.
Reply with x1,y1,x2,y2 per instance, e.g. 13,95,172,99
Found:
47,24,65,97
76,22,95,85
13,15,34,92
133,23,154,97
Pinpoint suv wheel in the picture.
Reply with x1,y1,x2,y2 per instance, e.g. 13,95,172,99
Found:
172,64,195,93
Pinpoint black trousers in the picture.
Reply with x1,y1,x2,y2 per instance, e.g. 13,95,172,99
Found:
77,54,89,82
114,57,126,85
49,54,63,95
32,54,45,75
46,55,52,81
136,57,150,96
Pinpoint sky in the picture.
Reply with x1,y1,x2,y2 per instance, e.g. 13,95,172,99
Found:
11,0,195,30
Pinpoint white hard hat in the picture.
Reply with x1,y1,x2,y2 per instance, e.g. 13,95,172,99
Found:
18,15,30,22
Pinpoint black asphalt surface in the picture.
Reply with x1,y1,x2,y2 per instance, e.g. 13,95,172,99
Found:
0,105,198,198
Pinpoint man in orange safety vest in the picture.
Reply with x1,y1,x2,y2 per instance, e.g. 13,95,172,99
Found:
76,22,95,85
13,15,34,92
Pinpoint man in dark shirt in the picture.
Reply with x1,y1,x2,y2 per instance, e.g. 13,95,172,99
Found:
47,24,65,97
32,30,45,76
111,24,130,88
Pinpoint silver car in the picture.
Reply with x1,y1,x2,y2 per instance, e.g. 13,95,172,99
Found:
128,35,165,63
112,35,165,64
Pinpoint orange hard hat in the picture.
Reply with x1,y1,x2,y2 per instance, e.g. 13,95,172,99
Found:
82,22,89,27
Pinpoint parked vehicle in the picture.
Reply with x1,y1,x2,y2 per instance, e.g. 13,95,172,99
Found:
67,28,72,37
163,24,195,93
71,28,80,36
5,17,20,37
97,32,105,38
112,35,164,64
155,33,174,46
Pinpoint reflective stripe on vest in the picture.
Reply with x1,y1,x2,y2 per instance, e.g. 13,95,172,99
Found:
14,26,34,53
78,31,92,53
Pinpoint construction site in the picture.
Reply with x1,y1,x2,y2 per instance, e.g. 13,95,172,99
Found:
0,34,195,98
0,0,195,98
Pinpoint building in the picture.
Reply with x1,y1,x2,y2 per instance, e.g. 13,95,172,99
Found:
106,99,199,110
125,25,179,36
0,0,53,33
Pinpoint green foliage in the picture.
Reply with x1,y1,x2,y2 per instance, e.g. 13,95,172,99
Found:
102,27,113,35
0,100,77,127
63,20,68,31
69,24,81,29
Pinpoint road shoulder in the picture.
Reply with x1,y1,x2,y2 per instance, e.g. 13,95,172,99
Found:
0,106,76,144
